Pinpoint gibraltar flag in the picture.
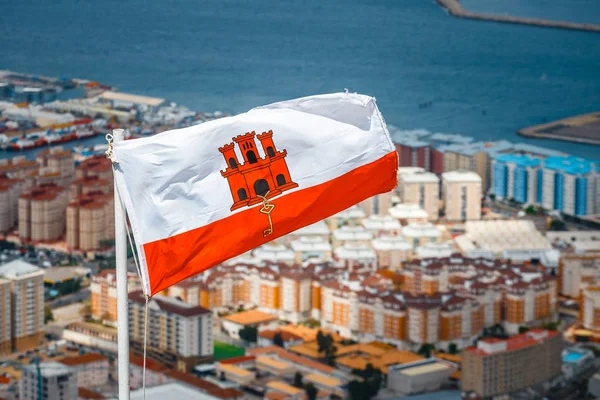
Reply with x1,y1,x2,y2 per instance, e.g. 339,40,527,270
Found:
112,93,398,296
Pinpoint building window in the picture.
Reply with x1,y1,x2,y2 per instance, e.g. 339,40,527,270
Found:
276,174,286,186
266,146,275,157
237,188,248,201
228,158,238,169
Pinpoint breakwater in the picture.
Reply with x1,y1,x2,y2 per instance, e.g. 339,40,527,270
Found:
436,0,600,33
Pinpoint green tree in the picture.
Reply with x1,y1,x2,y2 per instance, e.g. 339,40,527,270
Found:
305,383,318,400
542,322,559,331
348,364,383,399
525,205,537,214
489,194,496,201
273,332,285,348
219,371,226,381
417,343,435,358
238,326,257,343
44,305,54,323
518,326,530,334
324,344,337,366
448,343,458,354
293,372,304,388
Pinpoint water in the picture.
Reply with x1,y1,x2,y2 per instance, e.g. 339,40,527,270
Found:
563,350,585,363
1,0,599,160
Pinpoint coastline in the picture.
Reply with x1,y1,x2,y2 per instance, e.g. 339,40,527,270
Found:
435,0,600,33
517,112,600,146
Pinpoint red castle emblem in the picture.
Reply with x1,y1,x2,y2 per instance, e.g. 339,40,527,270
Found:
219,130,298,212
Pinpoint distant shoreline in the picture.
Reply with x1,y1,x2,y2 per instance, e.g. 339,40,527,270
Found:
517,112,600,146
435,0,600,33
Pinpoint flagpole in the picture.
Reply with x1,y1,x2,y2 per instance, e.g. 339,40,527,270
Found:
113,128,130,399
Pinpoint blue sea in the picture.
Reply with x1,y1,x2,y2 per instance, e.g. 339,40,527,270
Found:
1,0,599,159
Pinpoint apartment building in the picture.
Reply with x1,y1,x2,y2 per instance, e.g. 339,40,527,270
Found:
290,236,332,263
441,170,482,221
320,273,483,350
19,183,68,241
0,175,24,232
492,154,541,204
331,225,373,249
90,269,141,326
403,256,557,334
559,253,600,298
397,167,440,221
582,286,600,332
66,192,114,250
20,361,78,400
0,156,38,186
71,175,112,198
371,235,412,270
540,156,598,216
0,259,45,352
395,140,431,171
462,330,562,399
129,291,213,372
36,147,75,188
58,353,109,387
75,155,113,182
0,278,10,355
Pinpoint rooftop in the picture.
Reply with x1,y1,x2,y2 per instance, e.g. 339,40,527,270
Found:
388,203,429,220
544,155,597,175
466,329,560,355
58,353,107,366
222,309,278,326
442,170,482,183
305,373,343,387
217,363,253,377
99,91,165,107
266,381,304,396
0,259,42,279
128,382,224,400
495,153,542,168
23,361,74,378
399,170,440,184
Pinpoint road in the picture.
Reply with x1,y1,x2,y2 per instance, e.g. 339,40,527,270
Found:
47,288,90,308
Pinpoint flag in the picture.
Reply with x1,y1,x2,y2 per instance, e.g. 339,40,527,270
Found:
112,93,398,296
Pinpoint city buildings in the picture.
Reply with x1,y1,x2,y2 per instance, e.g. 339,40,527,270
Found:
58,353,109,387
0,259,45,353
397,167,440,221
559,253,600,299
461,329,562,399
0,278,10,355
18,183,68,241
0,174,24,232
441,170,482,221
492,154,541,204
129,290,213,372
491,154,599,216
36,147,75,188
66,191,114,250
20,361,78,400
90,269,141,326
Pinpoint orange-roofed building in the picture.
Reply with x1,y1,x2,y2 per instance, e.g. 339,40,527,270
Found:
461,329,561,399
18,183,68,241
0,175,24,232
0,156,38,183
66,191,114,250
90,269,141,326
36,146,74,187
71,175,112,198
76,155,113,182
58,353,109,387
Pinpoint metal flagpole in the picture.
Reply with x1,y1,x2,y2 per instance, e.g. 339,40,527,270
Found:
113,128,130,399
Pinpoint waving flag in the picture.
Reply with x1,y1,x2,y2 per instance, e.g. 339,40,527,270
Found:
112,93,398,296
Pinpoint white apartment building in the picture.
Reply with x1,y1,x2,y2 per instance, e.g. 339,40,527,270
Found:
20,361,78,400
397,168,440,221
129,291,213,372
441,170,482,221
58,353,109,388
290,236,332,263
0,259,45,352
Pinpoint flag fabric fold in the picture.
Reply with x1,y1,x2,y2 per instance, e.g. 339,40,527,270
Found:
112,92,398,296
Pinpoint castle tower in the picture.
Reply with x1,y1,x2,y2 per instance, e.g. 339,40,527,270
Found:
233,132,260,165
218,143,240,171
257,130,298,192
219,143,250,210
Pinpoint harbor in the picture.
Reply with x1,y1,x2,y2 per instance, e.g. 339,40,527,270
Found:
436,0,600,33
0,71,230,160
517,111,600,145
